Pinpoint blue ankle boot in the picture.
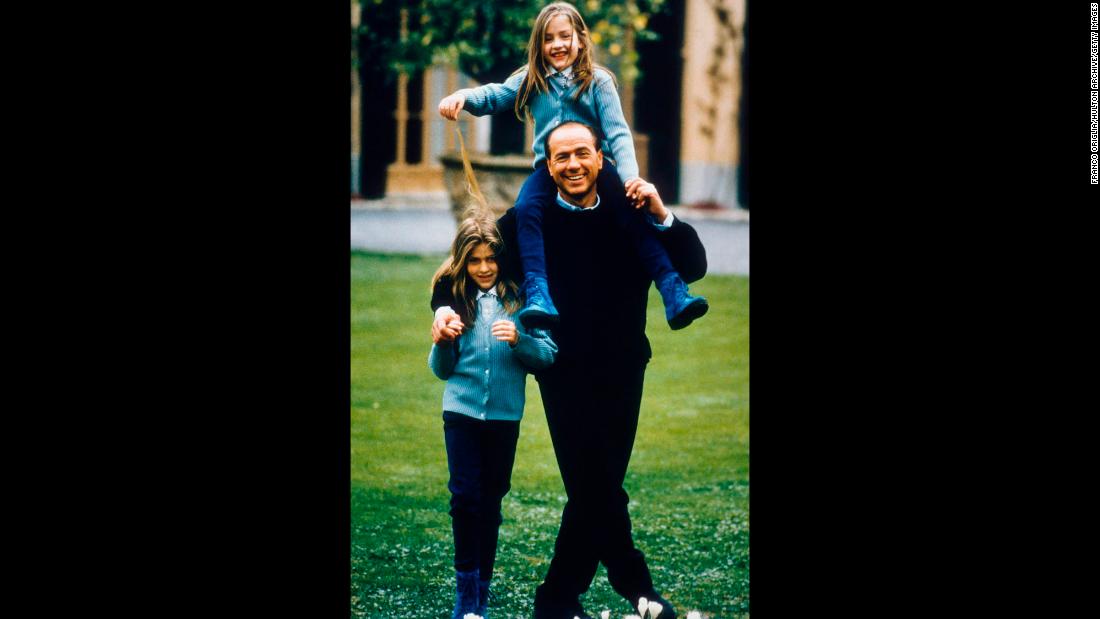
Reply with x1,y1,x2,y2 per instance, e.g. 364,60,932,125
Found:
451,569,480,619
656,273,709,330
476,577,490,618
516,275,560,329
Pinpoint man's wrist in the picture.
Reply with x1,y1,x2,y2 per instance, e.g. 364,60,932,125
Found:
649,208,674,229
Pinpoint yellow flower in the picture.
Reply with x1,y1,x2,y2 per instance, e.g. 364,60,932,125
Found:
633,14,649,31
609,42,622,56
591,31,603,44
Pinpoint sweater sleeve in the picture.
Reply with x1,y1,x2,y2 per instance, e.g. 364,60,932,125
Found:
511,326,558,370
431,276,455,312
428,340,458,380
658,218,709,283
592,73,639,183
459,70,526,117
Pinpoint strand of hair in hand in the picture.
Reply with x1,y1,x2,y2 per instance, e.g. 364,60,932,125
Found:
454,125,492,222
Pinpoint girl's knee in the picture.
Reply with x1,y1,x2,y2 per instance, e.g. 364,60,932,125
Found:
450,490,483,516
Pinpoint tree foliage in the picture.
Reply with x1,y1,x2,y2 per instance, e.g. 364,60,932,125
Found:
355,0,668,85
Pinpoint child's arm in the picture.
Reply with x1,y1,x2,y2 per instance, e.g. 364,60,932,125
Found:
428,335,459,380
492,319,558,370
591,73,655,209
591,72,640,184
439,70,526,119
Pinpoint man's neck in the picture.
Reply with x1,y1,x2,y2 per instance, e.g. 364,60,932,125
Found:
557,190,599,209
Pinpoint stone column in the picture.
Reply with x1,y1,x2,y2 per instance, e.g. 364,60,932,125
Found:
679,0,745,209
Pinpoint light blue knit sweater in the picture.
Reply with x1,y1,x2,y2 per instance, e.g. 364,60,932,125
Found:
458,66,640,182
428,292,558,422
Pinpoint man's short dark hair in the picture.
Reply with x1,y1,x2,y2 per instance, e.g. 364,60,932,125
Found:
543,121,603,159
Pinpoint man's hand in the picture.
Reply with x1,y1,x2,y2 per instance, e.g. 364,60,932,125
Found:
491,320,519,346
432,310,464,343
625,178,669,222
438,92,466,121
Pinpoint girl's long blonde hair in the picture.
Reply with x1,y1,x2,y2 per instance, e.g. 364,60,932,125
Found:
512,2,617,121
431,211,521,327
431,125,520,325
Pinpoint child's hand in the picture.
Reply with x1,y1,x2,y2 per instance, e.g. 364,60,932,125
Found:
626,178,670,223
491,319,519,346
438,92,466,121
432,311,464,343
624,177,648,208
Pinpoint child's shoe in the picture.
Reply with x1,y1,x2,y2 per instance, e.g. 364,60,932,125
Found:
476,577,491,618
516,275,560,329
452,569,480,619
656,273,709,330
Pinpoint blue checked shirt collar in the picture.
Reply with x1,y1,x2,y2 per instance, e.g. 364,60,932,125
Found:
544,65,575,85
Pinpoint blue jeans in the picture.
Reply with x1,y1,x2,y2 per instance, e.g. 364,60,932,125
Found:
513,162,676,291
442,411,520,580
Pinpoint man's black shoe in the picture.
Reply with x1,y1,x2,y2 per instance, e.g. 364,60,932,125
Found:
633,592,677,619
533,586,594,619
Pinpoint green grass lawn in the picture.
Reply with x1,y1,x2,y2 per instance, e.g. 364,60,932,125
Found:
351,251,749,618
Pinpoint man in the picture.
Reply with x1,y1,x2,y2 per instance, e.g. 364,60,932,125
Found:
433,121,707,619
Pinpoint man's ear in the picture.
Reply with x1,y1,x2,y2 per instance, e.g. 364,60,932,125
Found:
596,150,603,170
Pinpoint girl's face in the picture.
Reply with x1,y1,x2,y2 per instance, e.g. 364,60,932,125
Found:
542,13,581,73
466,243,499,290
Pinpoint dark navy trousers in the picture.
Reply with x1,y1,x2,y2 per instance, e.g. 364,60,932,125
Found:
534,361,657,602
442,411,520,580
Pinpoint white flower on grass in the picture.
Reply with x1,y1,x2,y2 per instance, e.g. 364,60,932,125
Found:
601,612,610,619
637,596,648,617
625,615,642,619
648,600,663,617
686,612,702,619
462,614,482,619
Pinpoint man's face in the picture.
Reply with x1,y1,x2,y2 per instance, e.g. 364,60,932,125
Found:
546,124,603,206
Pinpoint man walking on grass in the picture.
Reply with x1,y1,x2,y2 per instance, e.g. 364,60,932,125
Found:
433,121,708,619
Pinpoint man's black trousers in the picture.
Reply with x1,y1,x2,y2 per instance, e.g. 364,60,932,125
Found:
534,360,657,602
